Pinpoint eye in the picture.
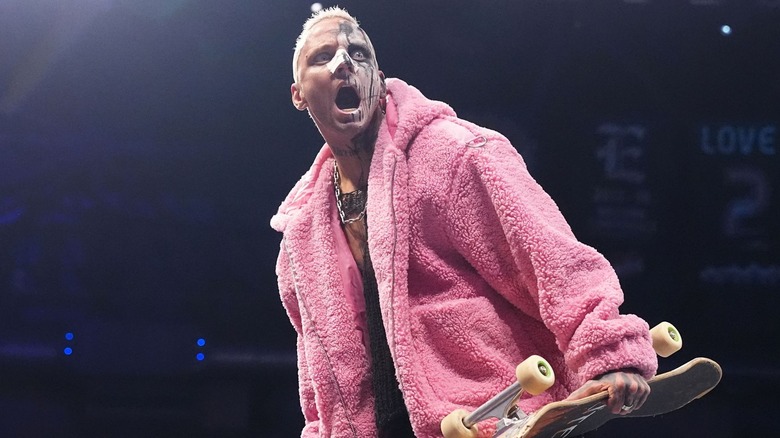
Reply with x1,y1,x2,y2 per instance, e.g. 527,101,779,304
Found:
313,52,332,64
350,48,367,61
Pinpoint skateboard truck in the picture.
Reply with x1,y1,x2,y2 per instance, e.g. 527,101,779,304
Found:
441,322,684,438
441,355,555,438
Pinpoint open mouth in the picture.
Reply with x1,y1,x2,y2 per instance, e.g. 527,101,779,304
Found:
335,86,361,111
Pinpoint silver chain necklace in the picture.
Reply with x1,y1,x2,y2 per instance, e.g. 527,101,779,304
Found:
333,161,367,224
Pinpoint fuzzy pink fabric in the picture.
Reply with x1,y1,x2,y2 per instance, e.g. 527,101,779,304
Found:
272,78,658,438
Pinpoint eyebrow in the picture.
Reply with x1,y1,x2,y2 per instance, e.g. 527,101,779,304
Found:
306,42,337,58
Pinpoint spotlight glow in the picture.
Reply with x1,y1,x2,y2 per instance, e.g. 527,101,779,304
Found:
720,25,732,36
311,3,323,13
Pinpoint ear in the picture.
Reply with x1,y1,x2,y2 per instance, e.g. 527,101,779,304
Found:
291,83,307,111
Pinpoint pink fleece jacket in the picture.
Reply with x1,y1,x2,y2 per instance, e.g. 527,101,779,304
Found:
271,78,658,438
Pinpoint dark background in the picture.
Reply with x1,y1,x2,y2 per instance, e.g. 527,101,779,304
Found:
1,0,778,436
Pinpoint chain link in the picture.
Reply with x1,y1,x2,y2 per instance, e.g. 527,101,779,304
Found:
334,162,367,224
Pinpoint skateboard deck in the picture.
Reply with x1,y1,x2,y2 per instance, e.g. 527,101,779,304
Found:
498,357,721,438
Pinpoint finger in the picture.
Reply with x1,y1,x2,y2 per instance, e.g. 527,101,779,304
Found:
619,377,640,415
619,396,635,416
608,387,624,414
634,380,651,411
619,375,648,414
608,375,629,414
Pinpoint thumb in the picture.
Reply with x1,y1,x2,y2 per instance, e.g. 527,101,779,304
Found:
566,381,608,401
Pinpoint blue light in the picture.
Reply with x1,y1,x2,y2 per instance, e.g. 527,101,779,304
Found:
65,332,74,341
196,352,205,361
720,25,732,36
197,338,206,347
64,347,73,356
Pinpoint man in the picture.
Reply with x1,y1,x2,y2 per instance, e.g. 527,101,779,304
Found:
272,7,656,437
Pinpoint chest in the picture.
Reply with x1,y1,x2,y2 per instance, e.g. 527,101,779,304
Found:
342,219,368,271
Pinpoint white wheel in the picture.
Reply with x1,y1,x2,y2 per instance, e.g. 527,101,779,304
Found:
441,409,479,438
650,321,682,357
515,355,555,395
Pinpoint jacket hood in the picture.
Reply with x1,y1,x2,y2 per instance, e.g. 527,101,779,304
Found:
381,78,456,152
270,78,455,232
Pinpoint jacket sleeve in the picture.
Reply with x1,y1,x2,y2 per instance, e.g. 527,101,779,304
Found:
277,240,322,437
442,130,658,384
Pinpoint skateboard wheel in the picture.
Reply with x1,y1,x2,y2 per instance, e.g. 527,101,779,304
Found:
650,321,682,357
441,409,479,438
516,355,555,395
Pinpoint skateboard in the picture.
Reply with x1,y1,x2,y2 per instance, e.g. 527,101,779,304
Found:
441,322,722,438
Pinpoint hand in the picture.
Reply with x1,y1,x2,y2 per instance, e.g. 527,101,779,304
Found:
565,370,650,415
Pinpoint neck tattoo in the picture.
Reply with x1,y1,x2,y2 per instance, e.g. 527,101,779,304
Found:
334,162,367,224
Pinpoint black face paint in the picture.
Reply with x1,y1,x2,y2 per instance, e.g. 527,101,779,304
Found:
332,21,382,135
338,21,354,38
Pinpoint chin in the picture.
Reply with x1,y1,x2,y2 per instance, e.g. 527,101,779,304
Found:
333,111,366,128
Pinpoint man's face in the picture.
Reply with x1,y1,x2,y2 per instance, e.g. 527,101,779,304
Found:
291,18,384,143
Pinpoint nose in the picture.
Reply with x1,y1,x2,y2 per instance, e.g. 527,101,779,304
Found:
327,49,355,76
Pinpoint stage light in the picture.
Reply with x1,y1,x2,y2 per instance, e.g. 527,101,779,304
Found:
64,347,73,356
197,338,206,347
311,3,323,13
720,25,732,36
65,332,74,341
196,352,205,361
